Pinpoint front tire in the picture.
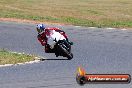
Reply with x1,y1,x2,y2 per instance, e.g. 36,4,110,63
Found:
58,44,73,60
67,53,73,60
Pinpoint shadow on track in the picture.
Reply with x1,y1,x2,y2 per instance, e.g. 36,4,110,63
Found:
40,58,71,61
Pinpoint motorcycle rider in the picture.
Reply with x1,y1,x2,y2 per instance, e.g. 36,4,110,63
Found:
36,24,72,54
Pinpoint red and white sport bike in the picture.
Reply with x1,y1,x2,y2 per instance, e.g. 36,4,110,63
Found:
46,30,73,60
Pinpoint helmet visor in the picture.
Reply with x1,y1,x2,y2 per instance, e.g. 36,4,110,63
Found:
37,28,42,33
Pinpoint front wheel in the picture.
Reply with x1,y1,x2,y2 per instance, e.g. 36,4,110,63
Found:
58,44,73,60
67,53,73,60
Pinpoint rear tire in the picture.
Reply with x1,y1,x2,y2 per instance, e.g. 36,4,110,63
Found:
55,52,59,57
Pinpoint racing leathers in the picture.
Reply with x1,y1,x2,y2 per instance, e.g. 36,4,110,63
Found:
37,27,68,53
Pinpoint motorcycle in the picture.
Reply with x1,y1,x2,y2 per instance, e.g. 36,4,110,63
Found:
46,30,73,60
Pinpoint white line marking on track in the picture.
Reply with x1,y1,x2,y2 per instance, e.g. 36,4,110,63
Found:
106,28,116,30
121,29,127,30
75,26,81,28
0,59,41,68
89,27,97,29
0,51,42,67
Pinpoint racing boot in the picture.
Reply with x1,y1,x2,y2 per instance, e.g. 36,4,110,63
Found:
45,44,54,53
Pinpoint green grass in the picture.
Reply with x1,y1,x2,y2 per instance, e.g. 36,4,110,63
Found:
0,49,35,65
0,0,132,28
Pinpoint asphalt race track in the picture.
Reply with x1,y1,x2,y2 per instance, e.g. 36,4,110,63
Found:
0,21,132,88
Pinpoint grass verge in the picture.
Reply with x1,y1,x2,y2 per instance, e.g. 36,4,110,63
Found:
0,0,132,28
0,49,36,65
